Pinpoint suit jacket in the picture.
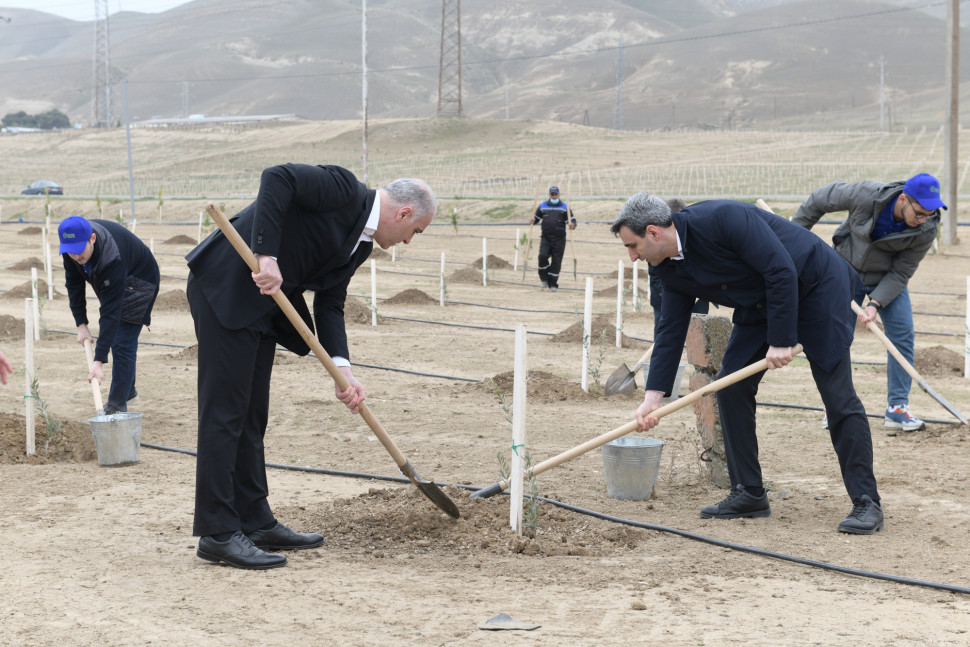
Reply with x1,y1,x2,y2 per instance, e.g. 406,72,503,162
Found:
646,200,860,393
186,164,375,359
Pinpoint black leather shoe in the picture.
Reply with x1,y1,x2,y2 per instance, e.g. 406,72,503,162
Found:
197,531,287,569
246,522,325,551
700,484,771,519
838,495,884,534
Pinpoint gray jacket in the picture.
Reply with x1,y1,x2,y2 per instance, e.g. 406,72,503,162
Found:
792,179,937,307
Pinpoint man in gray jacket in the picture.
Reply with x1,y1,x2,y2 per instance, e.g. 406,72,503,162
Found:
793,173,944,432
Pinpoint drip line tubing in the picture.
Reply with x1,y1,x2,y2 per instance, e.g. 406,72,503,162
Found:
136,442,970,596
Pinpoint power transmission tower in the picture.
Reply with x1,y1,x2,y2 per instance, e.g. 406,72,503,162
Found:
613,38,624,130
437,0,462,117
92,0,112,127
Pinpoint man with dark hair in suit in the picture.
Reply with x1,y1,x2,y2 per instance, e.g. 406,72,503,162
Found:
186,163,436,569
612,192,883,535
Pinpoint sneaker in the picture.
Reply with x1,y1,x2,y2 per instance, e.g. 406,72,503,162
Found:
549,286,558,292
700,484,771,519
540,281,549,289
837,495,884,534
127,389,139,404
884,404,925,432
821,412,828,429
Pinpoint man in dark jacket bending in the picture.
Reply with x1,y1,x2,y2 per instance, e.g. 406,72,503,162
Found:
59,215,159,414
612,192,883,535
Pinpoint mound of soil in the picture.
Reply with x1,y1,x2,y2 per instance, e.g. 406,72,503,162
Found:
0,315,25,340
281,485,646,558
915,345,965,377
0,412,98,465
9,257,44,271
2,280,51,299
550,313,641,349
370,248,391,260
607,266,648,281
383,289,437,305
153,289,189,312
169,343,198,360
479,369,605,403
18,226,42,236
163,234,198,245
448,267,484,284
472,254,511,270
345,296,381,324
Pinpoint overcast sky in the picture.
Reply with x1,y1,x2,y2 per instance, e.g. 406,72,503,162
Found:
1,0,190,22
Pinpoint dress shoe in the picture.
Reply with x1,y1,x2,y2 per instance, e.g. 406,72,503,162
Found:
246,522,325,551
838,495,884,535
197,531,287,569
700,484,771,519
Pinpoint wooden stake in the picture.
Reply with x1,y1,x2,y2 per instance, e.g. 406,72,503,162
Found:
616,260,623,348
439,252,446,307
581,277,593,392
631,260,639,312
391,245,396,262
509,324,528,536
197,211,204,244
482,238,488,286
30,268,40,340
370,259,378,326
513,228,520,272
24,299,35,456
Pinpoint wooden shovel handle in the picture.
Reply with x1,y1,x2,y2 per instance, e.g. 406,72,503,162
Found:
205,204,410,469
527,343,803,479
850,300,924,382
83,339,104,413
635,344,655,366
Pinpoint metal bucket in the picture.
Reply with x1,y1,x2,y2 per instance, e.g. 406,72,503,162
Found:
601,437,665,500
642,362,687,401
89,412,142,467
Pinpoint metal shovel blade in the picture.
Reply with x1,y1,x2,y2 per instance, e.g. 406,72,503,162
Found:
604,362,638,396
399,459,461,518
918,379,968,425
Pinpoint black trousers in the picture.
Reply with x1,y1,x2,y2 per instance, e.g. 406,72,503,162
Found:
537,235,567,287
187,276,280,537
714,323,879,502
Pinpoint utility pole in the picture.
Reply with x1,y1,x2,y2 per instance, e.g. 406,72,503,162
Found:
613,37,624,130
943,0,959,244
92,0,112,127
362,0,369,184
437,0,462,117
879,55,885,131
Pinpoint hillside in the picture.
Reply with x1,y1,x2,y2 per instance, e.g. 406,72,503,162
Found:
0,0,968,130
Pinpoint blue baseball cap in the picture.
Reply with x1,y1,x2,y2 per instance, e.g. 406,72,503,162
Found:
549,186,560,194
58,216,92,254
903,173,947,211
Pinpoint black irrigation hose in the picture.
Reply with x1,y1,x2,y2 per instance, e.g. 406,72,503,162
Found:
137,441,970,596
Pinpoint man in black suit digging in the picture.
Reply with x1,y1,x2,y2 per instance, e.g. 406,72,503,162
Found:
186,163,436,569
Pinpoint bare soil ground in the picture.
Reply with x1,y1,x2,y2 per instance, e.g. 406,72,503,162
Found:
0,212,969,646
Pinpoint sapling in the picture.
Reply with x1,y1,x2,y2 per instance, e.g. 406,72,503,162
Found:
584,329,609,395
489,378,541,538
30,377,63,454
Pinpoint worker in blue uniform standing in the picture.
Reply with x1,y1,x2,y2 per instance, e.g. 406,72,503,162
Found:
532,186,576,291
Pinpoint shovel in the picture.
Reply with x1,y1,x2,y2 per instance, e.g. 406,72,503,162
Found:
521,175,543,281
604,344,654,396
471,345,803,499
206,204,460,519
83,339,106,416
850,300,967,424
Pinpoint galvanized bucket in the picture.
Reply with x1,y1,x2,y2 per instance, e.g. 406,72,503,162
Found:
601,437,665,500
89,412,142,467
642,362,687,401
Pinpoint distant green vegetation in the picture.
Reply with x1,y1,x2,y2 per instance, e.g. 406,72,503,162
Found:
483,203,518,220
2,109,71,130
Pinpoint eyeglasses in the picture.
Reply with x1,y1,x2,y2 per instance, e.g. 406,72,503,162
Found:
907,196,936,221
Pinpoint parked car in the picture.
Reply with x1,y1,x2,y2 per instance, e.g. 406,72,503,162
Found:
21,180,63,195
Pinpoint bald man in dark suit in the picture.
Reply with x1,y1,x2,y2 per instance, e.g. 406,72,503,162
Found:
186,163,436,569
612,192,883,536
